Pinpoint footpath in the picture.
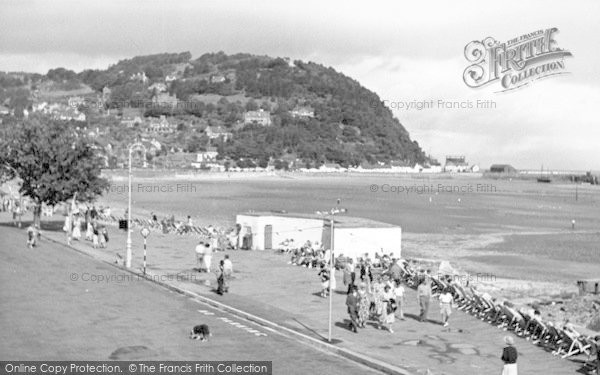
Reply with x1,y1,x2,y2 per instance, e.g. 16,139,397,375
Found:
3,212,585,375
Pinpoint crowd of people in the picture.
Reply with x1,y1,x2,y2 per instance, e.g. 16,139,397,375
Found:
64,206,110,248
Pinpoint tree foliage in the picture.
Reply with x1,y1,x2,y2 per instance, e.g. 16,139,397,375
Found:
0,116,109,224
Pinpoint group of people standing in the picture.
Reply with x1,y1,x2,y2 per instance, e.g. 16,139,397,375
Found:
194,239,233,296
64,206,108,248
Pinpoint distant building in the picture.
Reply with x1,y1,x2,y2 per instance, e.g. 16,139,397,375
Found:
146,116,175,134
0,105,11,115
244,109,272,126
470,164,480,173
205,126,232,141
165,75,177,82
130,72,148,83
210,74,226,83
444,155,469,173
148,82,167,93
489,164,517,173
68,96,85,108
196,147,219,162
290,106,314,118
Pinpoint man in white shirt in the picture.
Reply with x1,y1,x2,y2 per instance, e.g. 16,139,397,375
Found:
195,241,205,272
439,289,454,327
223,255,233,279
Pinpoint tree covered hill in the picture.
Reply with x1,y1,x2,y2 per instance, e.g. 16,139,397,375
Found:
0,52,429,168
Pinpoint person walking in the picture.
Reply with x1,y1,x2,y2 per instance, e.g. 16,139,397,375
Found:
501,336,518,375
216,260,228,295
357,283,370,328
195,241,205,272
417,279,432,322
223,255,233,279
203,243,213,273
343,258,355,294
439,288,454,327
381,284,396,333
345,286,360,333
394,279,406,320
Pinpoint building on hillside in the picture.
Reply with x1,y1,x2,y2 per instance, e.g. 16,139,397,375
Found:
165,74,177,82
235,212,401,260
290,106,315,118
146,115,175,134
489,164,517,173
196,147,219,162
130,72,148,83
148,82,167,93
0,105,11,115
68,96,86,108
210,74,226,83
444,155,469,173
244,109,272,126
205,125,232,141
121,108,143,127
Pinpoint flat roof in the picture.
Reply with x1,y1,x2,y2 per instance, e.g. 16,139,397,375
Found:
237,211,399,229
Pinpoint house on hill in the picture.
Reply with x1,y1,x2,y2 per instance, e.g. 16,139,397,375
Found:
146,115,175,134
244,109,272,126
489,164,517,173
205,125,232,141
210,74,226,83
290,106,315,118
148,82,167,93
444,155,469,173
196,147,219,162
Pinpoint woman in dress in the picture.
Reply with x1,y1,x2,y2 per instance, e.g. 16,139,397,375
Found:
501,336,518,375
72,214,82,240
357,283,370,328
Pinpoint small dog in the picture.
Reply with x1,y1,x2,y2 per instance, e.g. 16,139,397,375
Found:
189,324,211,342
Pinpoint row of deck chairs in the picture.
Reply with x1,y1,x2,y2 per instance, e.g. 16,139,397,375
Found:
396,266,598,371
96,214,217,238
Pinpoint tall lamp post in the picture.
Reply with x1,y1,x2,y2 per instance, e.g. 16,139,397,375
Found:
126,141,147,268
319,199,346,343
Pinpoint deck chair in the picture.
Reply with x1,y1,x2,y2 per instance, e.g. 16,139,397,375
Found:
553,329,592,358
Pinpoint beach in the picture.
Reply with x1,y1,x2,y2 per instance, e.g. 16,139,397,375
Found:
97,172,600,308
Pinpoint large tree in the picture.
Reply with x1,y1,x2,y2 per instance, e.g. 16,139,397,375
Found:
0,116,109,227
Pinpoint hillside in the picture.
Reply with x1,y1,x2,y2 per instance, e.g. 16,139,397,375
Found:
0,52,429,169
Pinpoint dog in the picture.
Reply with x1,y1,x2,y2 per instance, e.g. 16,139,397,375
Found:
189,324,212,342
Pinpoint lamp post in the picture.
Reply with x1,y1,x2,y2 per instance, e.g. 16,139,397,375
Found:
319,199,346,343
126,141,147,268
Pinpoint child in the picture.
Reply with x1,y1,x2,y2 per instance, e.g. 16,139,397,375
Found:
318,264,330,297
26,224,39,248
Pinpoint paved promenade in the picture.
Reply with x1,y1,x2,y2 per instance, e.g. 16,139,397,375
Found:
1,212,588,375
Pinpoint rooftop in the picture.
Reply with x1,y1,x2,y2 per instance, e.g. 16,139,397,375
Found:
238,211,398,229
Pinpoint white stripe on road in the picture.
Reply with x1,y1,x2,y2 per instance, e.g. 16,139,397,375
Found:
197,312,267,337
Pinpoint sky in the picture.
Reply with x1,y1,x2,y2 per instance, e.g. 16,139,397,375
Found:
1,0,598,170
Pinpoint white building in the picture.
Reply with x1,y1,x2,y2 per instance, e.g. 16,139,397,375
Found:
235,212,401,260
